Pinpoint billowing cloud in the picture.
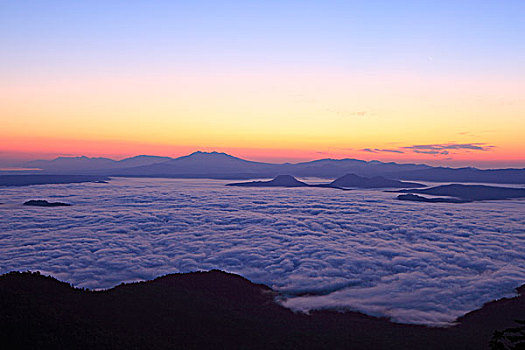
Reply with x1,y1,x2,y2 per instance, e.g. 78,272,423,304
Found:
0,178,524,326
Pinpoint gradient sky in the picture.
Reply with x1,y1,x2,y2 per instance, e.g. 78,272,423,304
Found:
1,0,524,167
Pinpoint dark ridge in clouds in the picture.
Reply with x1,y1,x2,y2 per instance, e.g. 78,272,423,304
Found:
360,148,404,154
227,175,310,188
328,174,424,189
395,184,525,201
227,174,423,190
397,194,470,203
1,178,524,326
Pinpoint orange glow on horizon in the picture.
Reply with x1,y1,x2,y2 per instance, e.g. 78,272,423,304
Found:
1,2,524,170
1,134,523,169
1,69,524,168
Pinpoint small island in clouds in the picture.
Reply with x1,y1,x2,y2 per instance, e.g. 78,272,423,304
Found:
227,173,425,189
227,174,313,187
23,199,71,207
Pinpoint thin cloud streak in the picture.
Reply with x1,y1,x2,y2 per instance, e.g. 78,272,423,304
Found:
359,143,495,157
361,148,404,154
402,143,495,152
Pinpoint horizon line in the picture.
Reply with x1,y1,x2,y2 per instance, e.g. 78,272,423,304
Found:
4,150,525,171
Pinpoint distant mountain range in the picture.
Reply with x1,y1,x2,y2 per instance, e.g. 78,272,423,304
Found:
0,174,109,187
25,155,172,172
11,151,525,184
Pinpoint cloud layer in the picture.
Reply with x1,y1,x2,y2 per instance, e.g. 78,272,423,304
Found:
0,178,524,325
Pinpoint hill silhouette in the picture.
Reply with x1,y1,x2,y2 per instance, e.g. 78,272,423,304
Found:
329,174,424,188
1,270,524,349
112,151,281,179
228,174,426,190
24,155,172,172
227,175,309,187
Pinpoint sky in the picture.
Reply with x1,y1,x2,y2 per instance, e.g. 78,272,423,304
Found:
1,0,524,168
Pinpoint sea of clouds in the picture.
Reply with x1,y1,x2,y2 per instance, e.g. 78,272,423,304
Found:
1,177,524,325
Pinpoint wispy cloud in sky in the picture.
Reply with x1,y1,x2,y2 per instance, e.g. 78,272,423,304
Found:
360,143,495,156
413,149,450,155
403,143,494,152
361,148,404,154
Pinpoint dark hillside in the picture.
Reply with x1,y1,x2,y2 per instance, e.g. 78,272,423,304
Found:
1,270,523,349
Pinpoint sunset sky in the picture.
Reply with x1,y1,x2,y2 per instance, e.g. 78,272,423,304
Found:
1,1,524,168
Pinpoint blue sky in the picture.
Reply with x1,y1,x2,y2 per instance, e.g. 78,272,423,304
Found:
2,0,524,75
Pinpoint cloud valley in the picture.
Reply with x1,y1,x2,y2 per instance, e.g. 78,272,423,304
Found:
0,178,524,325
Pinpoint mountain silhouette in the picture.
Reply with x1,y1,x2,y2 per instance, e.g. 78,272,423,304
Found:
288,158,430,179
25,156,117,172
329,174,424,188
24,155,173,172
17,151,525,184
112,151,280,179
228,174,426,190
116,155,173,167
1,270,524,349
227,175,309,187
